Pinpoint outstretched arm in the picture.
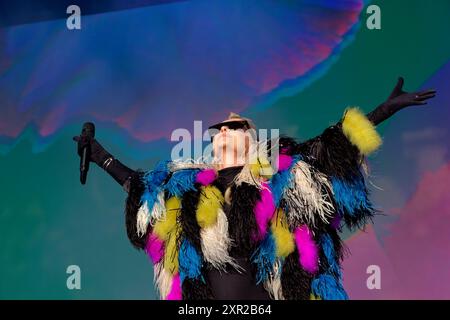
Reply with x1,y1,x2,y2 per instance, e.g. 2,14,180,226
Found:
293,77,436,230
366,77,436,126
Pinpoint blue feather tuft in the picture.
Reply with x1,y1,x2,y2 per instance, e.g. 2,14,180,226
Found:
179,239,204,283
140,160,171,213
331,176,372,217
311,274,348,300
269,170,291,207
269,155,302,207
251,232,276,284
144,160,171,189
320,234,341,277
165,169,199,197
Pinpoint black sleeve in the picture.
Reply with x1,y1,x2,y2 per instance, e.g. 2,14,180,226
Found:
102,158,135,189
366,102,395,126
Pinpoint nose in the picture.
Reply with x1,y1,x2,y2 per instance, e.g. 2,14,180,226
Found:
220,126,229,133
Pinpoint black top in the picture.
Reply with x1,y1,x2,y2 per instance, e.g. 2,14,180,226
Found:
206,165,270,300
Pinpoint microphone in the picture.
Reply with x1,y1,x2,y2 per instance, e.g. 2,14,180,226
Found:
80,122,95,185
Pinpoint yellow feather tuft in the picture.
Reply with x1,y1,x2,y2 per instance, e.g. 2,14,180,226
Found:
310,294,321,300
342,107,382,155
196,186,224,228
163,228,180,274
250,155,273,179
271,209,295,258
153,196,181,241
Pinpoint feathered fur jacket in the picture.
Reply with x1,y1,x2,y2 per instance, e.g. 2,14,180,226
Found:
123,107,382,300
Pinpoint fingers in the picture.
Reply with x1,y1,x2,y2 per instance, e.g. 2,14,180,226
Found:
417,89,436,95
413,89,436,102
412,101,428,106
73,135,92,144
389,77,405,98
394,77,404,91
419,94,436,101
415,92,436,101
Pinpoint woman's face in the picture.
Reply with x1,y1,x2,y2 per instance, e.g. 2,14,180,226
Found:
212,123,253,168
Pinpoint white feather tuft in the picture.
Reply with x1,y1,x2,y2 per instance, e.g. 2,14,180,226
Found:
233,141,268,189
233,164,263,189
200,208,243,272
263,259,284,300
136,201,150,237
153,262,173,299
169,159,213,172
149,191,166,225
136,191,167,236
284,160,334,227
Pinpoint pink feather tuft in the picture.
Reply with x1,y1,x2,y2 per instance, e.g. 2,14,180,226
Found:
145,233,165,264
294,225,319,274
254,183,276,240
196,169,217,186
278,154,293,172
166,273,182,300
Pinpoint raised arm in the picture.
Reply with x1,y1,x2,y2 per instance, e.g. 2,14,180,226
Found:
293,77,436,230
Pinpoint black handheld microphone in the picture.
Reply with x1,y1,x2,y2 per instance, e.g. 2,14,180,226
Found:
80,122,95,185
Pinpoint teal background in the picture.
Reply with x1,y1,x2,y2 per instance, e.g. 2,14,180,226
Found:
1,0,450,299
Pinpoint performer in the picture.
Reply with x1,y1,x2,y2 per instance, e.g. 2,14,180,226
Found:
73,77,435,300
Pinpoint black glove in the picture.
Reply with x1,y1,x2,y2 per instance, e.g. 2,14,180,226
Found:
72,135,112,167
367,77,436,125
72,134,135,188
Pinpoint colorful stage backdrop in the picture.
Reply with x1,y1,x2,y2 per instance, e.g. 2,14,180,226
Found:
1,0,449,299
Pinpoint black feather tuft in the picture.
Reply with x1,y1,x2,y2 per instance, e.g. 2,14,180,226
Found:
278,135,302,156
328,226,348,262
182,277,214,300
297,124,363,182
227,183,260,256
124,170,149,250
280,251,313,300
179,187,203,254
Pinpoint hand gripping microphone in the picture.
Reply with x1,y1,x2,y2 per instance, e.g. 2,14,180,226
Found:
80,122,95,185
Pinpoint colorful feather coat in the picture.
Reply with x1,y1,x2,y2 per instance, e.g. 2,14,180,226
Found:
124,107,382,300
